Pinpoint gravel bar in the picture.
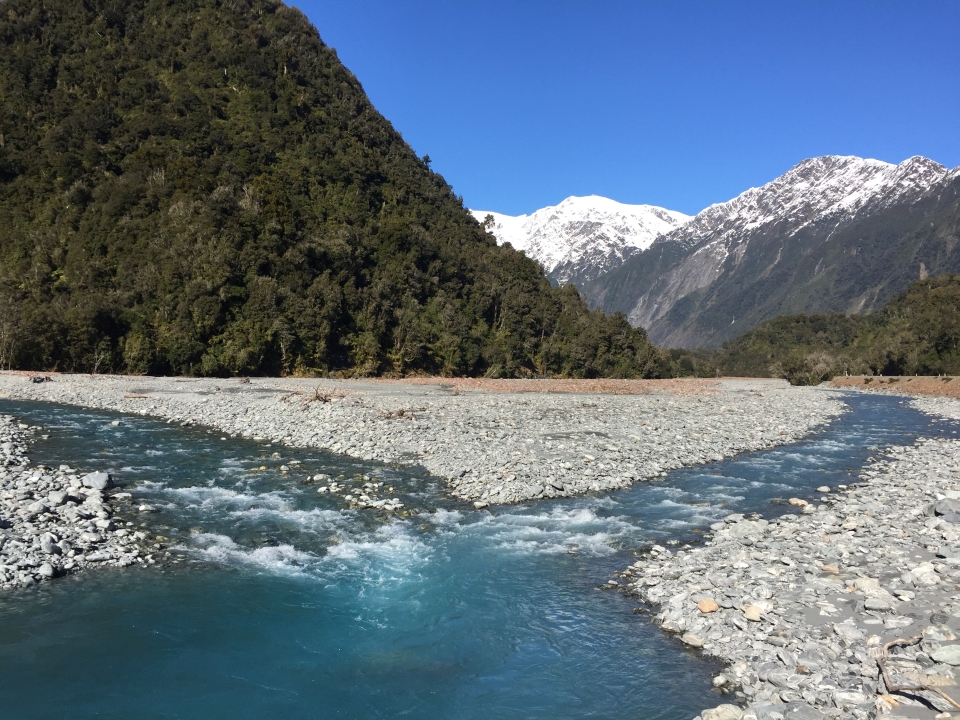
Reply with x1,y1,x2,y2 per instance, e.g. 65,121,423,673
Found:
1,415,158,591
623,397,960,720
0,374,843,505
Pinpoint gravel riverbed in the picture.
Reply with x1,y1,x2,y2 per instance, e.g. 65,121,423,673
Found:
0,373,843,507
624,396,960,720
0,415,157,591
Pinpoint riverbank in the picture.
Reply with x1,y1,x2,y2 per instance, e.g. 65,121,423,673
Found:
0,374,844,506
626,395,960,720
831,375,960,399
0,415,156,590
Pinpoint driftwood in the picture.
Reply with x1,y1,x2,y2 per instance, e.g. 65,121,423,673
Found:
377,407,425,420
877,635,960,710
280,386,347,406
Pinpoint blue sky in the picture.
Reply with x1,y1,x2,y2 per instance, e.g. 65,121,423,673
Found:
296,1,959,216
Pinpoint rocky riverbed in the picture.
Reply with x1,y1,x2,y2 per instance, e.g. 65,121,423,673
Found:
0,374,844,505
0,415,158,591
623,397,960,720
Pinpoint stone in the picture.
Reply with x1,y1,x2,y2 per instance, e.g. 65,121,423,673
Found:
833,619,866,643
701,705,743,720
864,597,891,611
698,598,719,613
820,565,839,574
681,633,705,648
82,471,112,490
47,490,68,506
743,705,783,720
787,498,808,507
935,498,960,515
37,562,55,578
782,703,825,719
931,645,960,666
743,605,763,621
816,486,831,493
40,537,60,554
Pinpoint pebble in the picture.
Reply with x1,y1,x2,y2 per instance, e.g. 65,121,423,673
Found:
698,598,720,613
625,395,960,720
0,375,844,506
0,415,154,591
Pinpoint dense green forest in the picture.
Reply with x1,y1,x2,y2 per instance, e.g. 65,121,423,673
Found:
0,0,667,378
706,274,960,384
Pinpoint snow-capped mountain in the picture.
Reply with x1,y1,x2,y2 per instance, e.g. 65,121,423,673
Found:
470,196,691,287
583,155,960,348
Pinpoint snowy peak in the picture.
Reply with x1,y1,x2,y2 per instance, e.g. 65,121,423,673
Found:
600,154,957,348
668,155,950,254
471,196,690,285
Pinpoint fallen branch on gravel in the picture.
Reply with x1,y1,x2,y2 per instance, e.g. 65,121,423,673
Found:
377,407,424,420
280,387,347,407
877,635,960,710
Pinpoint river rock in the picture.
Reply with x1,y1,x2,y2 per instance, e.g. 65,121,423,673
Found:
701,705,743,720
698,598,719,613
931,645,960,665
82,471,112,490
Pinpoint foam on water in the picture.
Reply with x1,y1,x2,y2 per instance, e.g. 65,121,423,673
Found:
161,484,293,511
3,393,959,719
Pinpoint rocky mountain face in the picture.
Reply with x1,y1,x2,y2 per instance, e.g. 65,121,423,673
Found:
582,156,960,348
470,196,690,288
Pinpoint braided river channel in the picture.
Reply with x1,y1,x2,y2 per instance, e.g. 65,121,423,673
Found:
2,393,960,719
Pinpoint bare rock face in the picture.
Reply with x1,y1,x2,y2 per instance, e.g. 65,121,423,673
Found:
583,155,960,348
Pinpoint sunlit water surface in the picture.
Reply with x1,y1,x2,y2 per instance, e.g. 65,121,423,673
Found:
1,393,958,719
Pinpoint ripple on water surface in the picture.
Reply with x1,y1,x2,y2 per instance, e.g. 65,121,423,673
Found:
2,393,958,719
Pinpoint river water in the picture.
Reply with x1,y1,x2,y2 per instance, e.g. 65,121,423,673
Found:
1,393,957,719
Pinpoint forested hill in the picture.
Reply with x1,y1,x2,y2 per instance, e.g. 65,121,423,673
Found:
0,0,665,378
712,274,960,384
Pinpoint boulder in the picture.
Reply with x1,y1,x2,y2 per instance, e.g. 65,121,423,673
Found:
82,471,112,490
702,705,743,720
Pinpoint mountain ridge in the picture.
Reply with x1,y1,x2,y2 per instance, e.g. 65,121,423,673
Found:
470,196,690,288
572,154,960,347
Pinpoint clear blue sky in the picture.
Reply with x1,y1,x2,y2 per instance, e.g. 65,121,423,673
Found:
296,1,959,216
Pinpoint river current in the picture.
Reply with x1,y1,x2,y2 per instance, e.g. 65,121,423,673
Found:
1,393,957,719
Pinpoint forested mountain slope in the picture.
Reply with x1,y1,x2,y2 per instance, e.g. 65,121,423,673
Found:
0,0,665,378
712,274,960,384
